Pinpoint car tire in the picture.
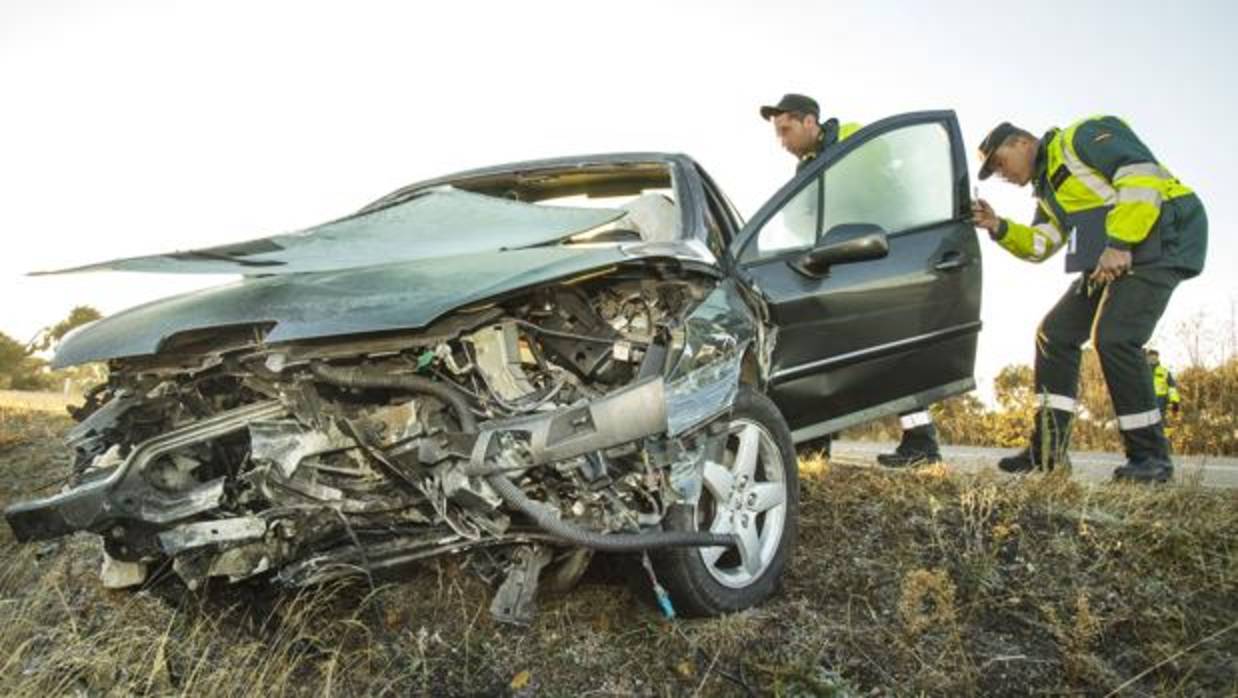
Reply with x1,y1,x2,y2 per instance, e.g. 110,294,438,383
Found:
653,387,799,616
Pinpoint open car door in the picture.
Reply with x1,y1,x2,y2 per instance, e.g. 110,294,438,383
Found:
731,110,981,442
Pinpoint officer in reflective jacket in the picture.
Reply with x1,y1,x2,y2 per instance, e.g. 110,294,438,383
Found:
971,117,1207,483
1145,348,1181,418
760,93,942,467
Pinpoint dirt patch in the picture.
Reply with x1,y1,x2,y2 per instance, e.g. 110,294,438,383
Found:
0,411,1234,696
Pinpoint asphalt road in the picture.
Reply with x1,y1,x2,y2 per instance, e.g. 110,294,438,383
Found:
828,440,1238,489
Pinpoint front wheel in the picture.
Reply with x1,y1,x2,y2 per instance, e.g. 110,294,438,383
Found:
654,387,799,616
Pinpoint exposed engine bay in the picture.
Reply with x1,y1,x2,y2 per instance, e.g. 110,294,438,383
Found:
7,267,765,623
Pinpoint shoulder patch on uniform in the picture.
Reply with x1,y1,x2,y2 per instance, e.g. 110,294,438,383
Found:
1093,131,1112,143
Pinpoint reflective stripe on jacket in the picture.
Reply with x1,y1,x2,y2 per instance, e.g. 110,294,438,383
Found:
994,115,1205,275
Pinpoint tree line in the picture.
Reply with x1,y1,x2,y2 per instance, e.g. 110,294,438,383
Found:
0,306,103,391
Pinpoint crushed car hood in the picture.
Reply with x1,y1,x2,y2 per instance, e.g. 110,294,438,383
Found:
35,189,624,276
43,188,637,368
52,245,650,368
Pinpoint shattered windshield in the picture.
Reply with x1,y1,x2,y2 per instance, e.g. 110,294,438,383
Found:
36,161,685,277
382,161,682,245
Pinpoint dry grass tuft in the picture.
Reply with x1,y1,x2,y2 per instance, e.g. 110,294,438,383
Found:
898,568,957,637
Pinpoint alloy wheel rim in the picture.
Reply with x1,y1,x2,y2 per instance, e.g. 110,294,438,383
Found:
697,418,787,588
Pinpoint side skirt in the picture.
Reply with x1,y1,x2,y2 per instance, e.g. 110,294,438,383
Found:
788,378,975,444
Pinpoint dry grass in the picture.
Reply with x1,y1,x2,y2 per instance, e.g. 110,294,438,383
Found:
0,413,1235,696
845,353,1238,457
0,406,69,452
0,390,82,414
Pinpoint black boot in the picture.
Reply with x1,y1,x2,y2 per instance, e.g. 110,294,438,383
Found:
997,446,1071,473
1113,456,1173,483
1113,424,1173,484
999,408,1073,475
877,424,942,468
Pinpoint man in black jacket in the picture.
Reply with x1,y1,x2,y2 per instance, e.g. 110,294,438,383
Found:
760,93,943,467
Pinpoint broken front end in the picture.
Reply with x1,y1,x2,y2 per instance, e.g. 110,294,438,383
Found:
6,270,792,621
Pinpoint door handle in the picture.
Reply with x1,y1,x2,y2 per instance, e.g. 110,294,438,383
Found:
934,252,969,272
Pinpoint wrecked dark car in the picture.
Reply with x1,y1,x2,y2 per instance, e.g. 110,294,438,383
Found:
5,111,980,622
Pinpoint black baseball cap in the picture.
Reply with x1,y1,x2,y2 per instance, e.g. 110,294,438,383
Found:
977,121,1019,180
759,93,819,121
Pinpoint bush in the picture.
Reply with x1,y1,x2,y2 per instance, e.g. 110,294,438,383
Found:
931,352,1236,456
0,333,53,391
1170,358,1238,455
844,351,1237,456
0,307,108,394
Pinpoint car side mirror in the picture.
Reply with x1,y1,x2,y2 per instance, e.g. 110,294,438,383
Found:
789,223,889,277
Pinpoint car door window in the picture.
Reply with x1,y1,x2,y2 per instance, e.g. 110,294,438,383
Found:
750,178,821,258
821,123,953,239
745,122,954,261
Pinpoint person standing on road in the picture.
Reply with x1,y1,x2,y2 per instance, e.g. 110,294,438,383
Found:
1146,348,1182,444
971,116,1207,483
759,93,942,467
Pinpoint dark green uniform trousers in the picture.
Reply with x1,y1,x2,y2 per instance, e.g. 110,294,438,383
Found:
1034,267,1187,460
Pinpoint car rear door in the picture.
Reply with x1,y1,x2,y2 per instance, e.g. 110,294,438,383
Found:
731,110,981,442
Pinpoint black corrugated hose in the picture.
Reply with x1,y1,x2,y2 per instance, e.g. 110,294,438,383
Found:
311,363,736,552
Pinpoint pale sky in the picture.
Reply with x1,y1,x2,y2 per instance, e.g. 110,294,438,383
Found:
2,0,1234,400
